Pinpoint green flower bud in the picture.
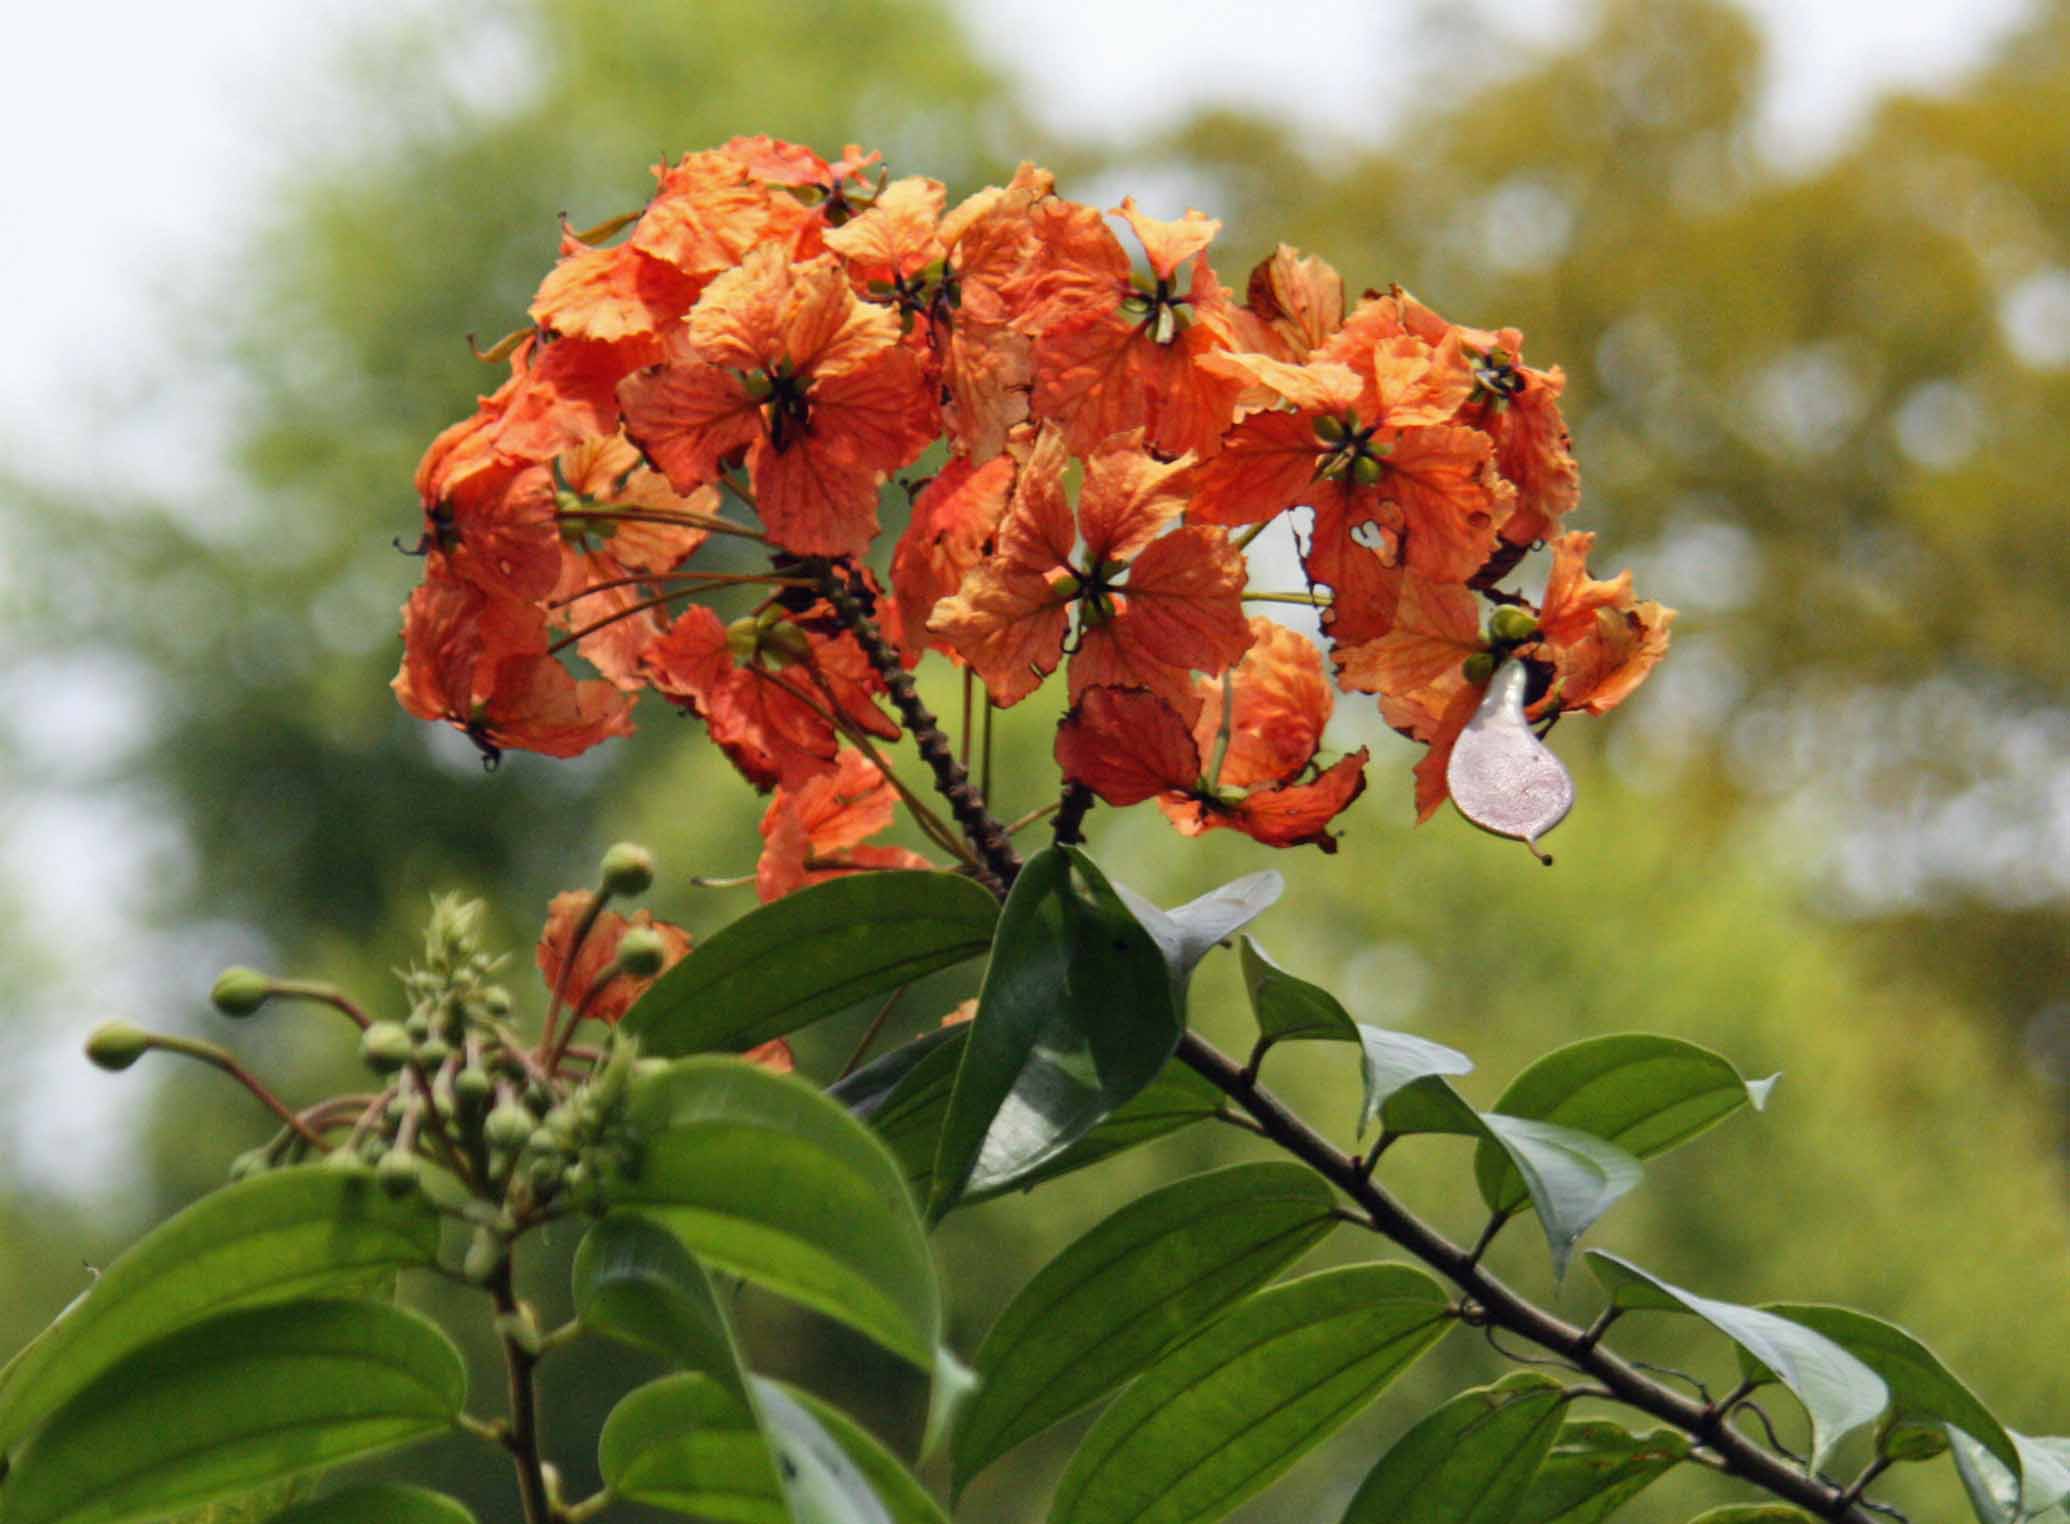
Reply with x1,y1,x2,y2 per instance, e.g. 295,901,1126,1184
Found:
757,618,813,669
84,1022,153,1072
484,1101,537,1151
414,1035,453,1069
453,1066,492,1109
479,985,513,1018
209,966,274,1017
360,1021,415,1075
404,1010,432,1042
1350,453,1384,487
1488,605,1542,645
599,841,655,897
1462,650,1497,686
376,1149,422,1198
614,927,668,979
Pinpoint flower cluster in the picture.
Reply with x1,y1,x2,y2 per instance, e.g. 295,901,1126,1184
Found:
396,136,1671,872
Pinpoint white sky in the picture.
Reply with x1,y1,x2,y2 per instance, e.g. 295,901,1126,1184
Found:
0,0,2041,1190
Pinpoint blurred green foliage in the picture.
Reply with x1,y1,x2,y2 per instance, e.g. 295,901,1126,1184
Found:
4,0,2068,1520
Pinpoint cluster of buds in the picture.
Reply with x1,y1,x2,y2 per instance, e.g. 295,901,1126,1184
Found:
84,850,782,1268
396,136,1672,862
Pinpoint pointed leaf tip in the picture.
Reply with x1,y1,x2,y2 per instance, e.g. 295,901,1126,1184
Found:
1446,661,1573,862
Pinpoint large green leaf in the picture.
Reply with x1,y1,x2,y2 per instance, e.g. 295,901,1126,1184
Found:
1586,1252,1886,1472
573,1212,745,1399
601,1058,940,1368
1341,1372,1570,1524
1113,871,1282,996
1681,1510,1817,1523
621,871,998,1055
953,1162,1337,1493
268,1483,478,1524
0,1166,442,1456
1509,1420,1689,1524
928,847,1183,1218
1050,1263,1455,1524
0,1299,466,1524
599,1373,945,1524
859,1024,1221,1202
1475,1035,1774,1216
1374,1077,1641,1279
1743,1304,2013,1480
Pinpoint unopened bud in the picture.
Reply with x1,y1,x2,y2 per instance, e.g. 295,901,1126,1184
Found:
453,1067,492,1109
1462,651,1497,686
360,1021,415,1075
1488,606,1542,645
599,842,655,897
414,1036,453,1069
614,927,668,979
484,1102,536,1151
377,1149,422,1198
1350,453,1384,487
85,1022,152,1072
209,967,275,1017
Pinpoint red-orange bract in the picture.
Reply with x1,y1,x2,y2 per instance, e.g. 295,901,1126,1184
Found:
397,137,1669,853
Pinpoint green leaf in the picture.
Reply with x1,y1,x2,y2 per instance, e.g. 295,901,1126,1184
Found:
600,1373,783,1522
600,1373,946,1524
1341,1372,1571,1524
953,1162,1338,1493
854,1028,1222,1204
1586,1252,1886,1472
602,1058,940,1369
1951,1426,2070,1524
1744,1305,2014,1479
573,1212,745,1399
828,1026,965,1120
1239,935,1358,1042
1373,1077,1643,1279
1510,1420,1689,1524
1113,871,1283,995
622,871,998,1055
1237,938,1473,1135
1050,1263,1454,1524
1475,1035,1774,1217
755,1378,949,1524
268,1482,478,1524
0,1299,466,1524
929,847,1183,1218
1681,1509,1818,1523
0,1165,442,1456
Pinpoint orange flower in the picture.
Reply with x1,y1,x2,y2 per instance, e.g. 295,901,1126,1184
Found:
756,746,931,902
535,890,693,1028
619,247,937,557
393,575,636,766
1014,198,1245,459
1056,683,1367,854
640,603,899,792
929,427,1252,713
888,454,1017,664
1530,532,1675,715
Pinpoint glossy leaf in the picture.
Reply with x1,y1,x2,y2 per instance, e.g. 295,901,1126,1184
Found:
599,1372,944,1524
622,870,998,1055
828,1025,965,1120
573,1212,744,1399
1951,1426,2070,1524
1681,1510,1817,1523
1239,935,1358,1043
1476,1035,1775,1216
1238,938,1474,1134
0,1166,442,1455
857,1028,1222,1204
954,1162,1338,1493
602,1058,939,1369
0,1299,466,1524
1510,1420,1690,1524
1742,1304,2013,1479
1050,1263,1455,1524
929,847,1182,1218
1587,1252,1886,1471
1114,870,1283,994
756,1379,949,1524
1341,1372,1570,1524
268,1483,478,1524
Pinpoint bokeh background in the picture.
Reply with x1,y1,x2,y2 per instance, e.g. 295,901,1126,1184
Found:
4,1,2069,1519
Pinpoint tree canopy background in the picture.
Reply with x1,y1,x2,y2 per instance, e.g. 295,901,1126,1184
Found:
3,1,2066,1518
